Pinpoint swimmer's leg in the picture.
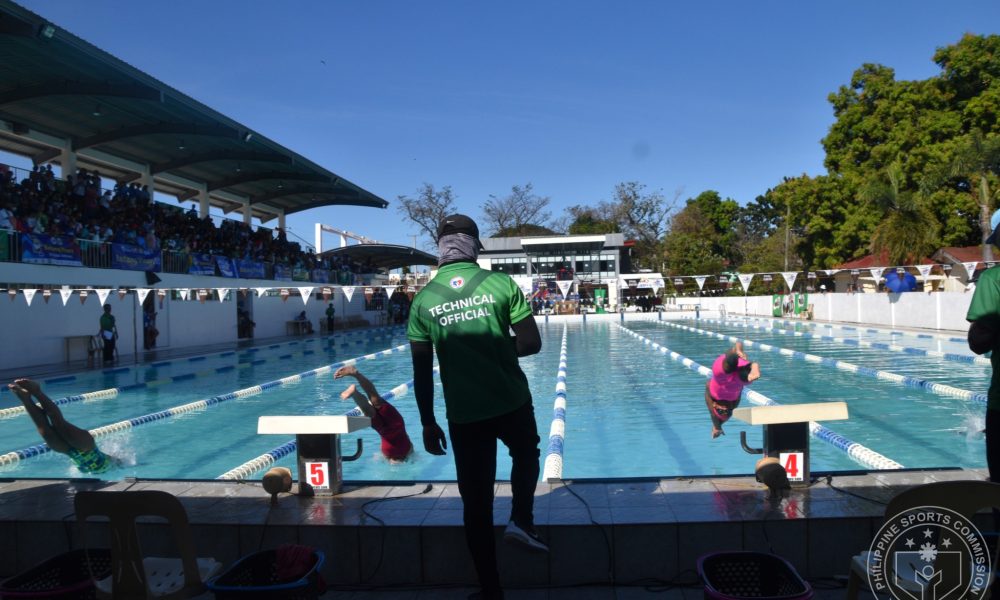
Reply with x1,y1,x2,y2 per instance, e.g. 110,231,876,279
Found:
8,383,71,453
17,380,96,452
342,384,375,419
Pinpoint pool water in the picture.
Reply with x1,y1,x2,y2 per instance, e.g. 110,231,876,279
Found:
0,316,987,481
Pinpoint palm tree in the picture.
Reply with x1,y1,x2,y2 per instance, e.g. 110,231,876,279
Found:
861,162,940,266
951,130,1000,261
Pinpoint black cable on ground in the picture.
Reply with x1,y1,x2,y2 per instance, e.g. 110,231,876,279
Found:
359,483,435,582
561,481,616,586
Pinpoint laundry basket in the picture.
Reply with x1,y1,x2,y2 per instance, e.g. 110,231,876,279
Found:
698,552,813,600
0,549,111,599
206,548,324,600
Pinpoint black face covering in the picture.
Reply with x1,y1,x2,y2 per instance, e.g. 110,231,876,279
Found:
438,233,479,266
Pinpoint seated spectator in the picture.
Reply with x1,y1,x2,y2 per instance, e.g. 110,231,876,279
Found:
294,310,314,334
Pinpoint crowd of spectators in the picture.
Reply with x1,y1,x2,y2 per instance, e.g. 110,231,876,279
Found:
0,164,371,277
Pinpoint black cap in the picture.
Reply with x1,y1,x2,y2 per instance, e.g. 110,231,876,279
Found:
438,214,484,249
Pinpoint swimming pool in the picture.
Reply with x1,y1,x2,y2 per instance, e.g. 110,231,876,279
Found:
0,315,987,481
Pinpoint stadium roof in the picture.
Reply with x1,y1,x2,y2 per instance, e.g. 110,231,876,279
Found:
0,0,387,222
321,244,438,271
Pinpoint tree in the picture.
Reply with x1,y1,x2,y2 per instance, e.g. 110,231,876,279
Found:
950,130,1000,260
663,201,726,275
396,183,457,247
861,162,940,265
495,223,558,237
561,204,619,235
612,182,678,269
481,183,551,236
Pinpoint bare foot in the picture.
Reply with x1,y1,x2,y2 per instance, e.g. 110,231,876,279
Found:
712,427,724,439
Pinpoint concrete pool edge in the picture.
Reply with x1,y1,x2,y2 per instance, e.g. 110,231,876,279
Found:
0,467,988,589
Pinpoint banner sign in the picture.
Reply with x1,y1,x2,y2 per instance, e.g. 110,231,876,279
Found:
21,234,82,266
111,243,161,272
215,256,237,278
273,265,292,281
738,274,754,292
762,274,773,282
237,259,265,279
781,272,798,290
292,268,310,282
188,253,215,276
673,278,684,286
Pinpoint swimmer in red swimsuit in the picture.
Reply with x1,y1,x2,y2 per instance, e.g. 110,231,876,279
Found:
705,342,761,439
335,365,414,463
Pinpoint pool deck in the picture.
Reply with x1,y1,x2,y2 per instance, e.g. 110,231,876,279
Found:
0,468,987,598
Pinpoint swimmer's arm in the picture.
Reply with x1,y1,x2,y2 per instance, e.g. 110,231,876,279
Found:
512,316,541,357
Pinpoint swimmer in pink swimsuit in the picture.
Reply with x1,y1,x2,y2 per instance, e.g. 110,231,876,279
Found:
705,342,761,439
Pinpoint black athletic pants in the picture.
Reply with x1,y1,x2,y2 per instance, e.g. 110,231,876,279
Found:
102,335,115,363
448,401,541,596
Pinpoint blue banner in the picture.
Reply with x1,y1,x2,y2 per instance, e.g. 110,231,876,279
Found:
188,253,215,276
215,255,237,278
274,264,292,281
310,269,330,283
237,259,265,279
21,233,83,266
111,243,161,271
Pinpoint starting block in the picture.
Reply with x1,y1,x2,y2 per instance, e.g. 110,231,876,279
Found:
733,402,848,486
258,415,371,496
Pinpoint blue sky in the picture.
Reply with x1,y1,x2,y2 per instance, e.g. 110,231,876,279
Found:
13,1,1000,250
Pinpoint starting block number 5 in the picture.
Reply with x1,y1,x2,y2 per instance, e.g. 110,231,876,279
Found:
779,452,804,482
305,461,330,489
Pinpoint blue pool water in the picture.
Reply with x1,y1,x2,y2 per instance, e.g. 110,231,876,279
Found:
0,316,987,481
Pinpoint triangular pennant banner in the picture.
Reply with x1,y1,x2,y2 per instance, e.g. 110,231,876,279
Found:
651,278,663,296
342,286,355,303
96,289,111,306
556,280,572,298
280,288,290,302
8,289,16,302
384,286,397,300
322,287,332,301
963,262,978,277
694,276,707,291
917,265,932,279
78,289,88,305
198,289,208,304
255,287,270,298
179,288,190,301
23,288,37,306
59,288,72,306
43,289,52,303
781,272,798,290
136,288,151,306
117,289,127,300
738,274,754,292
297,287,314,305
217,288,230,302
870,267,884,282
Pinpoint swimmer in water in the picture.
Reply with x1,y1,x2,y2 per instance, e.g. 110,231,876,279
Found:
335,366,414,463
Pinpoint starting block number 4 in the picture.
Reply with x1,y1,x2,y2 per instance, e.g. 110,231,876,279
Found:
779,452,804,482
306,461,330,489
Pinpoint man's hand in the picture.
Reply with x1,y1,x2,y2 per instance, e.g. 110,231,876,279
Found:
333,365,358,379
13,378,40,394
422,423,448,455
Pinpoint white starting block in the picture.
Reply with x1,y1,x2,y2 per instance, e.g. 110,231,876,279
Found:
258,415,371,496
733,402,848,486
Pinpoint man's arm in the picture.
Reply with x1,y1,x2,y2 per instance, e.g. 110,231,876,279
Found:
410,340,447,455
511,316,541,357
968,317,1000,355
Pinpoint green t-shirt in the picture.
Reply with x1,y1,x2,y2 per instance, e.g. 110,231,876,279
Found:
326,306,335,318
967,266,1000,410
407,262,534,424
99,313,115,332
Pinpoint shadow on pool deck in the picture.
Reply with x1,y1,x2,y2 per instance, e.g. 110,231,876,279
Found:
0,467,988,597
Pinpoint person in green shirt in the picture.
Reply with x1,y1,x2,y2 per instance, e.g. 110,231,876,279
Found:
325,303,335,334
98,303,118,365
408,214,544,600
967,208,1000,483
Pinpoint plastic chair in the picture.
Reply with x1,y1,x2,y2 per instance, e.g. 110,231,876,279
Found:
74,490,222,599
845,480,1000,599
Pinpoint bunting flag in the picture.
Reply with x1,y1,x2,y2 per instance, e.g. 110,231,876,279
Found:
217,288,230,302
179,288,190,301
342,286,355,303
297,286,314,305
673,278,684,286
59,288,72,306
117,289,127,300
95,289,111,306
197,289,208,304
556,280,572,298
280,288,290,302
694,276,707,291
78,289,88,305
738,274,754,292
322,286,333,301
762,274,773,282
963,262,978,277
135,288,151,306
825,269,838,276
384,286,396,301
916,265,932,279
43,289,52,303
870,267,885,282
781,272,798,290
8,289,16,302
158,289,167,308
23,288,37,306
255,287,270,298
651,278,663,295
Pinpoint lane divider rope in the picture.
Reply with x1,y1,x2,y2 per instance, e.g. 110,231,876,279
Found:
657,320,987,406
727,314,965,344
0,344,410,469
616,324,903,470
217,367,440,480
542,325,569,482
